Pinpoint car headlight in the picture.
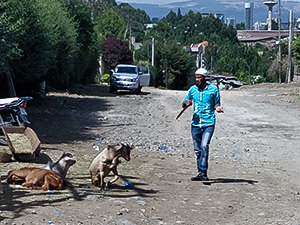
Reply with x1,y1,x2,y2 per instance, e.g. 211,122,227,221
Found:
111,76,117,81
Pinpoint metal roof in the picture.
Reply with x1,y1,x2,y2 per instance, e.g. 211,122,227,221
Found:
237,30,290,42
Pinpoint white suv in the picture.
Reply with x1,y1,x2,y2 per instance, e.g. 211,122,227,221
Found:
110,64,150,94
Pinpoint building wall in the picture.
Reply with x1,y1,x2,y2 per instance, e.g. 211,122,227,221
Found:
226,18,236,27
245,2,254,30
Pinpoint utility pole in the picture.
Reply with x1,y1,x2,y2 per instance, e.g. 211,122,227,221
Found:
151,37,155,67
196,54,200,68
278,0,282,83
288,10,293,83
7,71,16,97
247,64,251,85
129,23,132,51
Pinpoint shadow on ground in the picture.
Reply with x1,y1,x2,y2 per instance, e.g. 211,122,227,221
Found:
202,178,258,185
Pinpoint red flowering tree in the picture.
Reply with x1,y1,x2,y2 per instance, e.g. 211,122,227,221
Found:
101,37,133,72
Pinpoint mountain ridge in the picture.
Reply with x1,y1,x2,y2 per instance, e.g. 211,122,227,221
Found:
118,0,300,24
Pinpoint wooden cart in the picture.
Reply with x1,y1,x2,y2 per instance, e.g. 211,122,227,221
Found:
1,126,41,162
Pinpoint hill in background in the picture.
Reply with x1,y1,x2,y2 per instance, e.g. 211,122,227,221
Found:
117,0,300,24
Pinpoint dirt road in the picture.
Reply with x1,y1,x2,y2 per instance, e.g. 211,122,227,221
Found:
1,83,300,225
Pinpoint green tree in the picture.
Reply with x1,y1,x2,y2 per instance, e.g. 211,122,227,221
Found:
164,10,177,28
160,40,194,89
292,36,300,68
116,3,151,43
236,22,245,30
0,0,24,96
0,0,86,93
2,0,71,94
137,20,194,89
172,10,203,45
251,43,274,82
198,15,237,44
0,0,23,68
177,8,182,21
37,0,79,90
66,1,100,85
213,43,263,83
94,8,126,42
82,0,117,19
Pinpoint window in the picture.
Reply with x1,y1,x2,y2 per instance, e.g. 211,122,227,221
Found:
116,66,137,74
140,66,149,74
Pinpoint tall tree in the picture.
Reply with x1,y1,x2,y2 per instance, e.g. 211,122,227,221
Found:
292,37,300,69
101,37,133,72
116,3,151,43
65,1,100,85
164,10,177,28
81,0,117,19
160,40,194,89
177,8,182,20
37,0,79,90
94,8,126,42
137,20,193,88
0,0,23,96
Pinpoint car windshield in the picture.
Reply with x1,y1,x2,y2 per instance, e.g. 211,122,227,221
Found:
116,66,137,74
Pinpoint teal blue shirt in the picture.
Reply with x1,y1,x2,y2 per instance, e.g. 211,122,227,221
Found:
183,83,221,128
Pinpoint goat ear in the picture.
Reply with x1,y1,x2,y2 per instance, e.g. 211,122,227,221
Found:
114,145,123,151
130,145,135,150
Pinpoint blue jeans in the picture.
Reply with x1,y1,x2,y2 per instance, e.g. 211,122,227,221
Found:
191,125,215,173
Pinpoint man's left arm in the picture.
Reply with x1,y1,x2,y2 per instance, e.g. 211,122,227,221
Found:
214,88,224,113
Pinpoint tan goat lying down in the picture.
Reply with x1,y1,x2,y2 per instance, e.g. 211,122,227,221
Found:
89,143,135,190
6,152,76,191
7,167,63,191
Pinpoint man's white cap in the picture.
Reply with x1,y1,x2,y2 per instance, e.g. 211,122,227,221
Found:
195,68,209,76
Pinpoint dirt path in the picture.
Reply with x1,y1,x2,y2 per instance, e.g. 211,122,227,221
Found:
1,83,300,225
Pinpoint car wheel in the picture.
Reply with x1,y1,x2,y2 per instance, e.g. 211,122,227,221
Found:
135,84,141,94
109,85,117,93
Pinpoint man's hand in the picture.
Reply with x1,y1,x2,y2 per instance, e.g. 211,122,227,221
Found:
182,100,192,108
215,105,224,113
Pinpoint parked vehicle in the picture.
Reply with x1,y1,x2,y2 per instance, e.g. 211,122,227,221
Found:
0,96,32,127
110,64,150,94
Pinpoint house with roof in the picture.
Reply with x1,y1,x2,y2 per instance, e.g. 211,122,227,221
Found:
237,30,300,82
237,30,290,49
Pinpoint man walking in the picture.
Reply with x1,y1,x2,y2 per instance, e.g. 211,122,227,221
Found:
182,68,223,181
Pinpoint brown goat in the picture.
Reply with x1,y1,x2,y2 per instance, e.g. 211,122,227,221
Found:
89,143,135,190
7,167,63,191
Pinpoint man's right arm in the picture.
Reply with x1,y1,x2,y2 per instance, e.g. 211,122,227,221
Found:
182,88,193,108
182,99,192,108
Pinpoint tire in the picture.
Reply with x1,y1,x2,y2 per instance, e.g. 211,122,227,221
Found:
135,84,141,94
109,85,117,93
135,87,141,94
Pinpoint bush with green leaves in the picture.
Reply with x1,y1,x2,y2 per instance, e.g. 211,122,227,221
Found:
100,73,111,83
0,0,100,95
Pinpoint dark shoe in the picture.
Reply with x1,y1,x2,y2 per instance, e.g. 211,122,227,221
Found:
191,173,208,181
